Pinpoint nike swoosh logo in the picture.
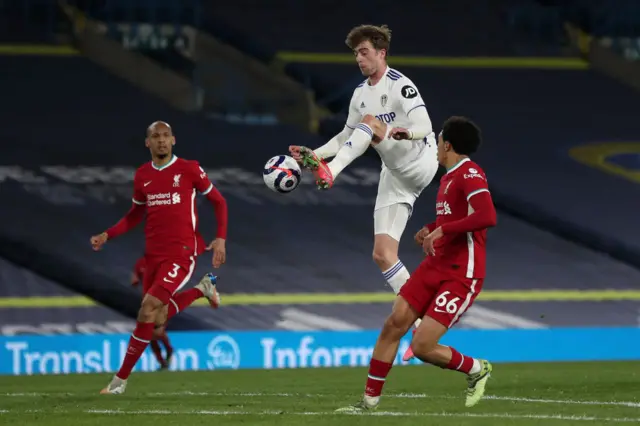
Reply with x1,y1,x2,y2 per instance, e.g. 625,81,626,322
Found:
433,308,447,313
144,181,152,186
163,278,174,283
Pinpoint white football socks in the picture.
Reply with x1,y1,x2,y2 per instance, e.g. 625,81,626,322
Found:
383,260,410,294
469,358,482,375
383,260,422,328
327,123,373,178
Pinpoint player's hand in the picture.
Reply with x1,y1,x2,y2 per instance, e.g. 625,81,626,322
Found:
90,232,108,251
414,227,430,246
288,145,303,164
422,226,444,256
207,238,226,269
389,127,411,140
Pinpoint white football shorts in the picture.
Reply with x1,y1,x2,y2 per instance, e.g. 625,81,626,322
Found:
374,134,438,212
373,203,411,242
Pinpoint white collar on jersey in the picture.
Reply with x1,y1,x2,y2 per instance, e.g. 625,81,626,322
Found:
152,155,178,171
447,157,471,174
366,65,391,87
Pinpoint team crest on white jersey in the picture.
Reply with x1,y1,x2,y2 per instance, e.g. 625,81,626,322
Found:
173,174,182,187
380,94,388,107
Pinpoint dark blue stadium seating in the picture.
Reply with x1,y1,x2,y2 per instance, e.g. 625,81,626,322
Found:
0,256,134,336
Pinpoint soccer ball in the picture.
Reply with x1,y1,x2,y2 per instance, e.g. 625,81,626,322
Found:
263,155,302,193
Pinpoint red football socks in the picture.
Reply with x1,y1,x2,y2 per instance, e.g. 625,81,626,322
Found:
149,341,164,365
167,288,203,320
159,333,172,351
445,347,474,374
116,321,155,380
365,358,393,397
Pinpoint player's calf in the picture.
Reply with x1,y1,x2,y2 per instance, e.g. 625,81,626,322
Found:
162,333,174,370
411,317,491,407
149,340,167,369
337,296,417,412
153,324,166,339
409,316,447,360
100,293,165,393
411,317,480,374
318,116,385,189
373,232,411,295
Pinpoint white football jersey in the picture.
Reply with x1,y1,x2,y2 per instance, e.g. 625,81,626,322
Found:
345,67,434,169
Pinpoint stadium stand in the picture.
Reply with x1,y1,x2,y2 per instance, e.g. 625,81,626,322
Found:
0,256,134,336
1,52,639,331
200,0,573,112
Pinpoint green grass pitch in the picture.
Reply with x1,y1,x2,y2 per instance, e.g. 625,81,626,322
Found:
2,362,639,425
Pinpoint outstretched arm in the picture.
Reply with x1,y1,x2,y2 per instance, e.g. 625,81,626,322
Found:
202,184,228,240
91,202,145,251
105,203,146,239
193,163,228,268
91,170,147,251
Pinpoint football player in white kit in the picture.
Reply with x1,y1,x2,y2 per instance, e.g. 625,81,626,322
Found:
289,24,438,361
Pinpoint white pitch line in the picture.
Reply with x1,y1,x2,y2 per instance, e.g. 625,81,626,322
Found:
4,391,640,409
147,391,299,397
75,409,640,422
485,395,640,408
390,393,640,408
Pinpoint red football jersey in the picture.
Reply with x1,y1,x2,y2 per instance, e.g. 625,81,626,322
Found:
132,156,214,257
426,158,489,279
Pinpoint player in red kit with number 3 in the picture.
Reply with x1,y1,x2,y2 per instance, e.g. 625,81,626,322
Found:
337,116,497,413
131,257,173,369
90,121,228,394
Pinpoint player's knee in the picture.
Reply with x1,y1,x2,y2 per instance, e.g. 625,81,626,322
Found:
138,296,163,322
380,316,405,341
381,305,413,339
411,337,438,360
153,325,166,339
154,309,167,329
410,320,445,360
372,245,396,269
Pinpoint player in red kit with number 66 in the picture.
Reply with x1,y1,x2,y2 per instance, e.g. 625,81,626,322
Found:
337,116,497,413
90,121,228,394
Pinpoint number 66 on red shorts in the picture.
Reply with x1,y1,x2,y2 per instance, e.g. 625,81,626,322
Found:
399,262,483,328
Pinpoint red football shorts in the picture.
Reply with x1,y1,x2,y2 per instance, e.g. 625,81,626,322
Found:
399,260,483,329
143,255,196,304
